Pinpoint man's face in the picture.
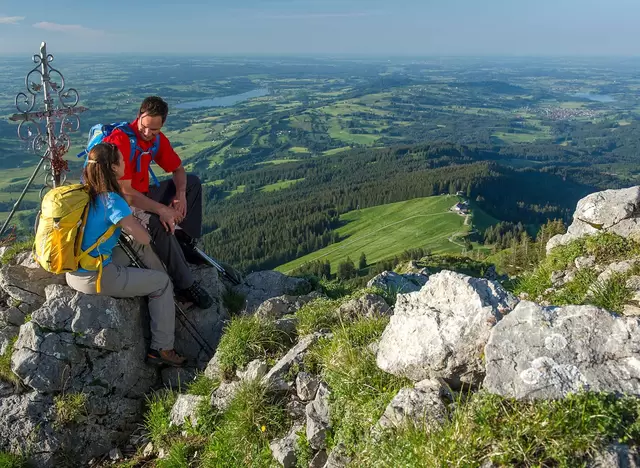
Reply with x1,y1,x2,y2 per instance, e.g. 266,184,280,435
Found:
138,114,164,141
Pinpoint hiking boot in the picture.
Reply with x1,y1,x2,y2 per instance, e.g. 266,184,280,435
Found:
146,348,186,367
177,281,214,309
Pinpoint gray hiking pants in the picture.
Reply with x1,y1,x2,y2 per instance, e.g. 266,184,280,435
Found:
65,241,175,351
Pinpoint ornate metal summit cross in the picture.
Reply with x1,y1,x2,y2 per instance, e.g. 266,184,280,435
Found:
1,42,88,237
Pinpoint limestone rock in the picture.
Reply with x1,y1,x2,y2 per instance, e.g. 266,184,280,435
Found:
210,380,241,411
296,372,320,401
234,271,311,314
324,443,351,468
575,256,596,270
169,394,206,427
376,379,449,431
237,359,268,382
306,383,331,450
484,301,640,400
269,422,303,468
337,293,391,318
309,450,328,468
589,444,640,468
0,264,66,306
262,334,318,389
376,270,518,387
367,271,426,296
547,186,640,253
0,307,25,327
255,292,323,320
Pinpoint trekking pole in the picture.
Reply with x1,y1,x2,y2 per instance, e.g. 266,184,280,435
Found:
192,245,241,285
117,237,216,356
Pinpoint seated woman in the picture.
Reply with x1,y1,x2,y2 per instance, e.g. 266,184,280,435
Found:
66,142,185,367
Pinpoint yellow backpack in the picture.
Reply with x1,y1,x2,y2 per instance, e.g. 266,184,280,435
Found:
34,184,117,292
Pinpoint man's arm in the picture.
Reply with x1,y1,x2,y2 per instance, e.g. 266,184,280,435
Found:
120,180,182,233
171,165,188,218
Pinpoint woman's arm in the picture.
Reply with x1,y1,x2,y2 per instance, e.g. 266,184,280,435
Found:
119,214,151,245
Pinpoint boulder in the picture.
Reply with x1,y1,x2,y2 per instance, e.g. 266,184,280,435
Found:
337,294,391,319
367,271,426,295
210,380,241,412
589,444,640,468
324,443,351,468
376,379,449,431
547,186,640,253
173,267,229,365
262,334,319,389
255,292,324,320
309,450,328,468
484,301,640,400
306,383,331,450
234,271,311,314
0,264,66,306
169,394,206,427
269,422,303,468
0,307,25,327
237,359,268,382
296,372,320,401
376,271,518,387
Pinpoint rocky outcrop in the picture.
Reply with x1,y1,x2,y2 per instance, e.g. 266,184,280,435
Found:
484,301,640,400
337,293,391,319
367,271,428,295
547,186,640,253
376,271,518,387
255,291,324,320
234,271,312,314
0,262,227,466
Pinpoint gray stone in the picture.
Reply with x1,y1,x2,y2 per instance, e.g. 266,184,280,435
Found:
255,292,323,320
376,379,448,431
337,293,391,319
0,380,15,397
0,307,25,327
234,271,311,314
296,372,320,401
0,264,66,306
109,448,123,461
15,251,39,269
596,260,637,285
575,256,596,270
169,394,206,427
211,380,241,411
0,324,19,355
547,186,640,253
589,444,640,468
274,317,298,337
142,442,154,457
484,301,640,400
285,396,306,421
376,270,518,387
310,450,328,468
237,359,268,382
269,422,303,468
174,267,229,365
323,443,351,468
306,383,331,450
204,351,223,380
623,304,640,317
367,271,424,295
262,334,318,389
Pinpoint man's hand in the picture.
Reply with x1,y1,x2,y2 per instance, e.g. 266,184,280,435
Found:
159,205,182,234
171,191,187,219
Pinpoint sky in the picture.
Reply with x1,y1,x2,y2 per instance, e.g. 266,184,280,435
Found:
0,0,638,56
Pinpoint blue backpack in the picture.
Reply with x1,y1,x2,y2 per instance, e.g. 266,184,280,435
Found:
77,122,160,187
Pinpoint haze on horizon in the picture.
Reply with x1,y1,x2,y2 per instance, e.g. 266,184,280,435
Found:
0,0,638,57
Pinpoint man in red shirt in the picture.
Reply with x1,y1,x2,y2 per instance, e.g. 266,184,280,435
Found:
105,96,213,309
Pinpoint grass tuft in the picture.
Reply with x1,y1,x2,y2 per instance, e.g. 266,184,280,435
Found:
222,289,246,316
215,316,291,377
144,390,177,448
187,373,220,397
1,237,34,265
0,452,27,468
0,336,19,384
201,379,288,467
355,391,640,467
54,392,88,427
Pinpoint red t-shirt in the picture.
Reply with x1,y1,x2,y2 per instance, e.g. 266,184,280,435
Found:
103,119,182,193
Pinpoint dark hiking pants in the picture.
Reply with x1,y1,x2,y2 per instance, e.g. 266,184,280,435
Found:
144,173,203,290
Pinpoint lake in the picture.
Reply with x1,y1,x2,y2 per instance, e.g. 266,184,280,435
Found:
572,92,615,103
175,88,269,110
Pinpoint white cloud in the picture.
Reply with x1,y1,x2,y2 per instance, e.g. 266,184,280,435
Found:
0,16,24,24
33,21,103,35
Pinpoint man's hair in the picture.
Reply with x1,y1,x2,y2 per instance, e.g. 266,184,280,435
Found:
139,96,169,123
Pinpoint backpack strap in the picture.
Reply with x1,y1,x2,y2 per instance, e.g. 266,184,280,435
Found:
119,127,161,187
76,224,118,293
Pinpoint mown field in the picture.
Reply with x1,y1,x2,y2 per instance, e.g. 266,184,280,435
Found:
276,195,472,274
